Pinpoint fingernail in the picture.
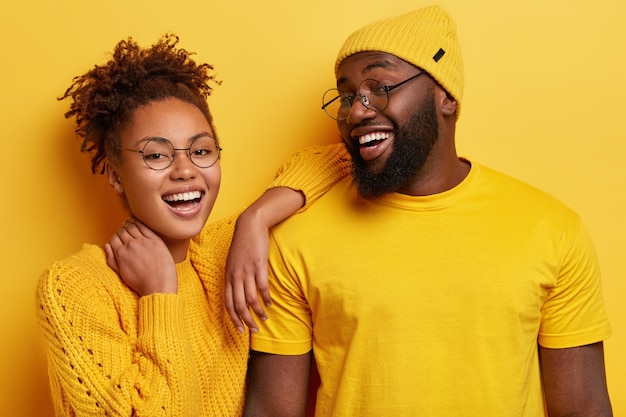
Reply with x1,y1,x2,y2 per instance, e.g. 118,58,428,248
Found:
237,327,245,333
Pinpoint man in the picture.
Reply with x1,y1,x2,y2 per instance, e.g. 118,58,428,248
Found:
242,6,613,416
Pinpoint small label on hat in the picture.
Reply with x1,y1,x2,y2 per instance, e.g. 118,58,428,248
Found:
433,48,445,62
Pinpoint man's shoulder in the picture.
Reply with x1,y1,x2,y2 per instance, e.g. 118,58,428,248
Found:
271,177,356,236
474,162,580,220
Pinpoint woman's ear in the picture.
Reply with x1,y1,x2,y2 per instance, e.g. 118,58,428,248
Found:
105,160,124,194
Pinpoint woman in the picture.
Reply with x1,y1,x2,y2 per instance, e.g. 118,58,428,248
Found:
36,34,348,417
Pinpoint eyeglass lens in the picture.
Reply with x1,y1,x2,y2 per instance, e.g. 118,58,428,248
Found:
322,80,388,121
142,136,220,170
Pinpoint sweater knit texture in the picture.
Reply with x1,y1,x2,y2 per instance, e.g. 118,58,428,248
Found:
36,144,351,417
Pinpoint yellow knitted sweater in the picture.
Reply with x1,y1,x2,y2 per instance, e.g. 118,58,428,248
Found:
36,144,350,417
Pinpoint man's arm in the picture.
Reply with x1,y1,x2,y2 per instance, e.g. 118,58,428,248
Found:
540,342,612,417
243,350,312,417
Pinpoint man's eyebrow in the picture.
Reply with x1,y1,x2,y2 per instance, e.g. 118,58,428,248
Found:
337,60,399,86
363,60,399,73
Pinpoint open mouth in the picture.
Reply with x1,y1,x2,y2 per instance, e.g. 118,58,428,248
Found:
162,191,203,208
359,131,390,147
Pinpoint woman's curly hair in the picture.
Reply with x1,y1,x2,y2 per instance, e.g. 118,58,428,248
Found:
59,33,219,174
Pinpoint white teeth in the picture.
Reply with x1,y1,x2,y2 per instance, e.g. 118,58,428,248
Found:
163,191,202,202
359,132,390,145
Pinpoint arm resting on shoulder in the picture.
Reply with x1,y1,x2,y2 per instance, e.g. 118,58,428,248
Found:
540,342,613,417
225,187,304,332
225,144,351,331
243,350,312,417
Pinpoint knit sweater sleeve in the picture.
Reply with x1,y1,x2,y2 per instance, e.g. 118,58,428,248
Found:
35,245,200,417
193,143,351,276
267,143,351,211
194,143,351,280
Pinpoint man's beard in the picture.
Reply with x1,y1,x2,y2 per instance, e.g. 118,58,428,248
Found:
346,89,439,198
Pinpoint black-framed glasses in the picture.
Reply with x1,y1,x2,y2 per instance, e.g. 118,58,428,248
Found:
118,135,222,170
321,72,425,121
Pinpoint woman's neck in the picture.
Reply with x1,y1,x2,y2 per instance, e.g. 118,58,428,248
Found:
164,238,191,263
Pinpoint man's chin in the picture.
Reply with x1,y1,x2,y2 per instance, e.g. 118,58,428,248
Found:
352,171,392,199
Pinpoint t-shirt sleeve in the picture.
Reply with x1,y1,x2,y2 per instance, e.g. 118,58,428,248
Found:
250,232,313,355
538,219,612,348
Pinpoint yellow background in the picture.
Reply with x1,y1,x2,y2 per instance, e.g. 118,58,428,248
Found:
1,0,624,415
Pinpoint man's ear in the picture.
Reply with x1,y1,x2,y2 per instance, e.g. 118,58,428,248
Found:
442,93,458,117
105,160,124,194
435,86,458,117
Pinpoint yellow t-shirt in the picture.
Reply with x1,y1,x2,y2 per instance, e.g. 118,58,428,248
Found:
252,162,611,416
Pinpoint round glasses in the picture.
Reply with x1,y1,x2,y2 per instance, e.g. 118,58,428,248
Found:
118,135,221,170
321,72,424,121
